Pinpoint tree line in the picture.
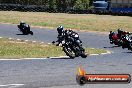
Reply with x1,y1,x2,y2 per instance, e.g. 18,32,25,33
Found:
0,0,94,11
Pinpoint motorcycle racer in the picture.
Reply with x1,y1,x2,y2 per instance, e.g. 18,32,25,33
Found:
55,26,83,47
18,21,30,32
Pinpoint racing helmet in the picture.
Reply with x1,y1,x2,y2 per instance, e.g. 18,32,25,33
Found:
117,28,122,32
68,29,73,35
69,29,73,32
57,26,64,33
57,26,64,31
117,28,123,34
20,21,25,26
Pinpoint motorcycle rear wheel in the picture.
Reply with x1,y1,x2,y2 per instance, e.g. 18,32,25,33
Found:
30,31,33,35
63,46,75,59
129,43,132,51
75,46,87,58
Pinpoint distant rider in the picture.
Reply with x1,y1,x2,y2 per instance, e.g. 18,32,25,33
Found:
18,21,30,32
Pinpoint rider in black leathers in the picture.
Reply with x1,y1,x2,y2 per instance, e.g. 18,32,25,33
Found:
55,26,83,50
117,28,124,38
65,29,83,48
18,21,30,33
55,26,65,46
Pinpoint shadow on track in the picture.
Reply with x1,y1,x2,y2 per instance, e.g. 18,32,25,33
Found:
16,34,28,35
104,45,120,48
48,57,73,59
122,51,132,53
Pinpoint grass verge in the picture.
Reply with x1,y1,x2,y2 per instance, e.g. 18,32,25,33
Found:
0,38,107,59
0,11,132,32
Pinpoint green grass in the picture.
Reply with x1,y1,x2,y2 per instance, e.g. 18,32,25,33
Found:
86,48,107,55
0,11,132,32
0,38,107,59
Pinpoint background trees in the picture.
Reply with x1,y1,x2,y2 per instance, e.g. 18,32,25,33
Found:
0,0,93,11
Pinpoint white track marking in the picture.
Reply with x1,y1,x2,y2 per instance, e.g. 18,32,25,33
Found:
0,84,24,87
25,40,28,42
0,85,7,87
0,50,112,61
16,39,21,41
91,48,95,49
48,56,70,59
0,49,111,61
0,37,3,38
32,41,36,43
9,38,13,40
0,58,49,61
23,58,48,60
40,42,44,44
0,59,21,61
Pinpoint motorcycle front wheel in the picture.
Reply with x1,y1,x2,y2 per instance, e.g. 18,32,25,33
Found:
63,46,75,59
80,52,87,58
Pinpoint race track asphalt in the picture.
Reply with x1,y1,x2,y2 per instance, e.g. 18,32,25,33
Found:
0,23,132,88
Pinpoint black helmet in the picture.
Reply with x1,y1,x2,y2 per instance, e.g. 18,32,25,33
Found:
57,26,64,34
118,28,122,32
68,29,73,35
57,26,64,31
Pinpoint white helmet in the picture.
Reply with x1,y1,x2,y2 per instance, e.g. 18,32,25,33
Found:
20,21,25,24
